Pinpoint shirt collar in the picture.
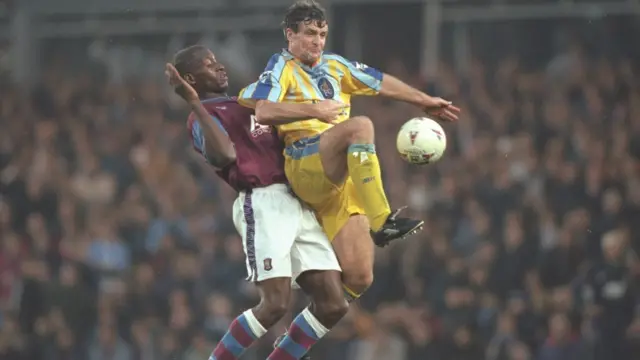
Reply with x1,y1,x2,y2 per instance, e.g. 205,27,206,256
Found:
201,96,232,104
281,49,325,70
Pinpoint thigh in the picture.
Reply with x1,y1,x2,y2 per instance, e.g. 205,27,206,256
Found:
318,116,372,184
331,214,375,280
255,277,293,303
284,150,336,209
316,177,367,241
295,269,344,304
318,121,353,184
290,207,342,281
232,190,301,282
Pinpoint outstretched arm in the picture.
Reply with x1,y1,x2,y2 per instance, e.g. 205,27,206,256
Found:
379,74,431,107
379,73,460,122
334,54,460,122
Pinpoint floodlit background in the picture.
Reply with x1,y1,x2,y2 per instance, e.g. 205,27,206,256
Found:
1,0,640,359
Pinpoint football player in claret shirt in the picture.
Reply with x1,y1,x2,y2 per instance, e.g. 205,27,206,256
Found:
166,45,348,360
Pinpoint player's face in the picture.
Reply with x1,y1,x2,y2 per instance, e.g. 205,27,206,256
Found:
193,51,229,93
287,20,328,65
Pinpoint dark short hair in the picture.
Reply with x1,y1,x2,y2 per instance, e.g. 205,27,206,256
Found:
173,45,209,76
282,0,327,34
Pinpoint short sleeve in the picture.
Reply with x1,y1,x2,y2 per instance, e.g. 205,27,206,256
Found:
238,53,290,108
327,54,383,96
188,114,227,163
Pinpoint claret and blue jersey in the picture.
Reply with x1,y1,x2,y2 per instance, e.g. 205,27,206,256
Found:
186,97,287,191
188,97,229,163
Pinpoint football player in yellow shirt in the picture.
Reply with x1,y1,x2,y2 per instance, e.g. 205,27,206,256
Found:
239,2,459,358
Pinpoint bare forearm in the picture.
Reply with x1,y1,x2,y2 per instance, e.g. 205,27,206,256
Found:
379,73,431,107
189,100,236,167
255,100,317,125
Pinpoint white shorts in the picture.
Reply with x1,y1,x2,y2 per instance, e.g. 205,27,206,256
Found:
232,184,341,282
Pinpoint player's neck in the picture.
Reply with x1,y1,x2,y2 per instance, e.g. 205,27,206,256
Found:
200,92,228,100
288,48,320,68
296,58,320,68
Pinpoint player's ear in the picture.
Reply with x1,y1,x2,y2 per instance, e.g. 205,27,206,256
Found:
285,28,295,43
183,73,196,85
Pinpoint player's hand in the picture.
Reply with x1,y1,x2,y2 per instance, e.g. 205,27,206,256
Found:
165,63,199,104
422,96,460,122
314,100,349,124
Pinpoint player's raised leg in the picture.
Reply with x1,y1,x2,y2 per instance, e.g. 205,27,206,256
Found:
319,116,389,229
318,116,424,245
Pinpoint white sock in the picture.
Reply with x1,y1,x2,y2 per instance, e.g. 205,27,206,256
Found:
244,309,268,337
301,307,329,338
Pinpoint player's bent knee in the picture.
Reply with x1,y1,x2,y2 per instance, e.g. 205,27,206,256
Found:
260,291,290,318
349,116,373,129
255,277,291,325
257,298,289,324
342,270,374,295
299,270,350,325
347,116,374,142
262,296,289,318
315,297,349,324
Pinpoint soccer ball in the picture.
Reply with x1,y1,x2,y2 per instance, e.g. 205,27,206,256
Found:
396,117,447,165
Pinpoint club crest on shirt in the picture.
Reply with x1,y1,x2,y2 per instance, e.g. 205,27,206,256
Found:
317,77,334,99
263,258,273,271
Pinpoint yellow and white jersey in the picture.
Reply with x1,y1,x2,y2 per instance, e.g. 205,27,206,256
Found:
238,49,382,145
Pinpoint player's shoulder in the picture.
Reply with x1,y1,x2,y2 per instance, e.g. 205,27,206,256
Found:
211,100,253,121
261,50,295,73
266,50,292,63
323,52,350,65
323,51,346,61
202,97,241,111
324,52,371,71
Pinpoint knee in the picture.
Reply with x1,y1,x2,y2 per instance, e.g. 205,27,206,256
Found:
256,283,290,323
302,272,350,323
347,116,374,142
315,297,349,322
261,294,289,320
342,269,374,295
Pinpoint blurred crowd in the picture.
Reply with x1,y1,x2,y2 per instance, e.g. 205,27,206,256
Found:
1,33,640,360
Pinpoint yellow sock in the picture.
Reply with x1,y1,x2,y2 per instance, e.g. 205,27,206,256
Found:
343,284,363,303
346,144,391,231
